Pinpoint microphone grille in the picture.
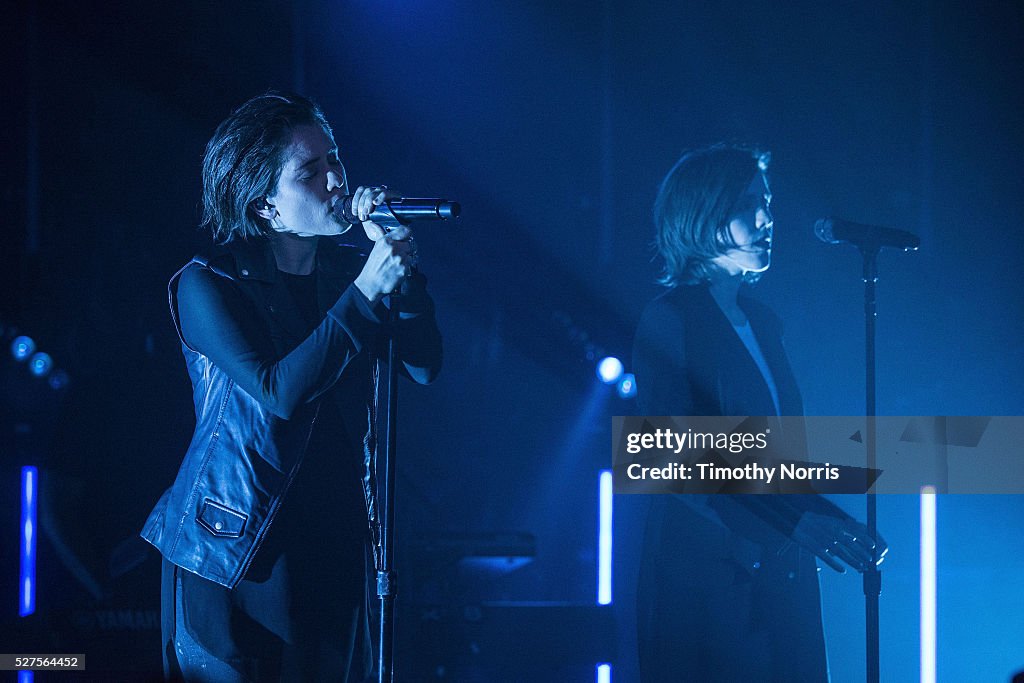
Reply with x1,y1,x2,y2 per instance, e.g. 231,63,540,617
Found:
333,195,360,225
814,218,837,244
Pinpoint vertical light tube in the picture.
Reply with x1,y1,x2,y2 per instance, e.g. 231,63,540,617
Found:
920,486,936,683
598,470,613,605
20,466,38,617
596,663,611,683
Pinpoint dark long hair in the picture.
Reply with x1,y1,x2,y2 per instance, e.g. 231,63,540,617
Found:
653,144,770,286
201,92,333,243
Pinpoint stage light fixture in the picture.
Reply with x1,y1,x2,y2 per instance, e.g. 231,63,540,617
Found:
20,467,38,617
920,486,936,683
12,336,35,361
598,470,613,605
596,356,624,384
48,369,70,391
29,352,53,377
616,373,636,399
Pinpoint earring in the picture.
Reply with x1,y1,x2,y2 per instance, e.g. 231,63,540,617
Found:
253,197,276,218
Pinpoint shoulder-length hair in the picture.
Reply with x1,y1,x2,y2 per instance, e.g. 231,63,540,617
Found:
653,144,770,286
201,92,334,243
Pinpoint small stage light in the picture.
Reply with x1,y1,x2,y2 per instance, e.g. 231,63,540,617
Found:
12,336,35,361
48,369,70,391
616,373,636,399
29,352,53,377
597,357,624,384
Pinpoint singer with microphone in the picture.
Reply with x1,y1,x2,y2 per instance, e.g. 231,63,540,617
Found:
632,144,885,681
140,92,442,682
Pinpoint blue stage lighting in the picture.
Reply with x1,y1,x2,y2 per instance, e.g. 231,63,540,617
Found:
20,467,38,617
12,336,35,361
616,373,636,399
48,369,70,391
920,486,936,683
598,470,613,605
596,356,624,384
29,352,53,377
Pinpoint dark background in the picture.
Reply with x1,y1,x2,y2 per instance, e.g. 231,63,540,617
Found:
2,0,1022,680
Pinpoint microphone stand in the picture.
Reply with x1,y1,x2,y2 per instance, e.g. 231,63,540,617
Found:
359,207,454,682
819,218,916,682
374,290,401,683
861,245,882,683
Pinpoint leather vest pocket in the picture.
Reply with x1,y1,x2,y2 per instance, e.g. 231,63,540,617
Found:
197,498,248,538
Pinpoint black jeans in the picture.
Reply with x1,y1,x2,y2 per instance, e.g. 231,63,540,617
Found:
162,559,249,682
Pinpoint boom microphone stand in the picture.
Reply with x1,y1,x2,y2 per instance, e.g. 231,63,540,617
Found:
815,217,919,683
861,246,882,683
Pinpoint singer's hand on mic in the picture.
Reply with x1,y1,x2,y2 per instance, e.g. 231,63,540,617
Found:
353,224,415,304
351,185,400,241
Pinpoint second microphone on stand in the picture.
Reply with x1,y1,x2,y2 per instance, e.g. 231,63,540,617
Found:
814,217,920,251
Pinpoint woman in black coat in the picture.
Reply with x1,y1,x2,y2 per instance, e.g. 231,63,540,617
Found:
633,145,884,682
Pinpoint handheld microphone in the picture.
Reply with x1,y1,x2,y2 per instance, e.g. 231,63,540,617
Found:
814,217,920,251
334,195,460,228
